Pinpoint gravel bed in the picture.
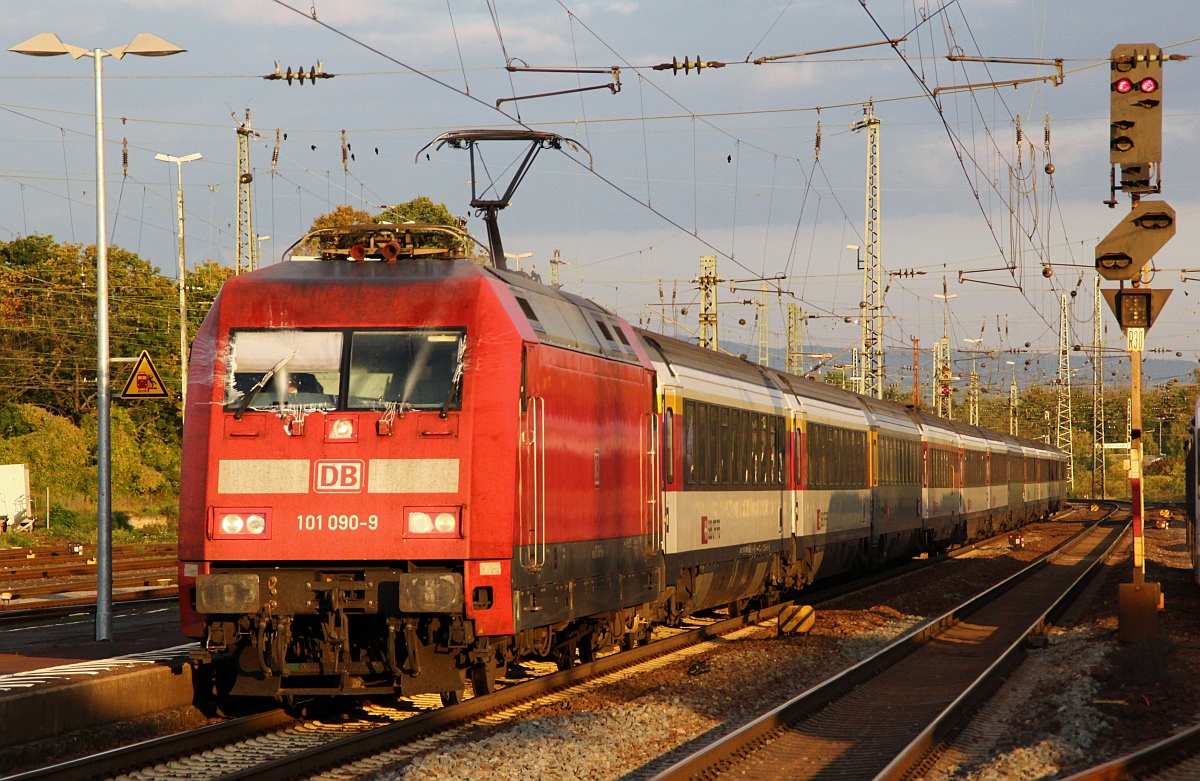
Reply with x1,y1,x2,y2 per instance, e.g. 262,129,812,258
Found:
351,520,1085,781
914,508,1200,781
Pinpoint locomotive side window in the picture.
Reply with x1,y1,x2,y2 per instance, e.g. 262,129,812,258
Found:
224,330,342,412
348,330,465,411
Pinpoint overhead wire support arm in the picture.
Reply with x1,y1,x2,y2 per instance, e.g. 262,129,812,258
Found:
957,266,1024,290
934,55,1064,96
752,38,906,65
497,63,621,107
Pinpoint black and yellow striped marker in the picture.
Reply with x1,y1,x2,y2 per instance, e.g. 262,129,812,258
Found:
779,604,815,635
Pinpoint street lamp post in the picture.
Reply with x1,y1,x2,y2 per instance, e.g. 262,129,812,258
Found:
155,153,202,418
11,32,185,642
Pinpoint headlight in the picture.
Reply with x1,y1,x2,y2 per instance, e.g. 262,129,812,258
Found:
329,419,355,439
407,511,433,534
213,509,270,539
434,512,457,534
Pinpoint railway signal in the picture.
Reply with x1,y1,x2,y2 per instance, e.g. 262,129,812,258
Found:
1094,200,1175,281
1099,43,1179,643
1101,287,1172,331
1110,44,1163,170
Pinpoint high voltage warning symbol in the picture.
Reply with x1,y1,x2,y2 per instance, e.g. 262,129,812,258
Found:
120,351,168,399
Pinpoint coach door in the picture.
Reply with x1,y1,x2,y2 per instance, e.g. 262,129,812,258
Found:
518,344,546,572
642,407,664,557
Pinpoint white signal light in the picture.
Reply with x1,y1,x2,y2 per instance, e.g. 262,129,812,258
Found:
245,514,267,535
433,512,457,534
220,514,245,534
407,511,434,534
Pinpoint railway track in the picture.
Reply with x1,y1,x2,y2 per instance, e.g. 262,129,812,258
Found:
1,510,1091,781
1058,718,1200,781
0,543,176,611
2,606,786,781
646,504,1126,781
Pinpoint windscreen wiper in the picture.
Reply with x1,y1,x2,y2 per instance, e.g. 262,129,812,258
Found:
235,351,297,420
440,339,467,419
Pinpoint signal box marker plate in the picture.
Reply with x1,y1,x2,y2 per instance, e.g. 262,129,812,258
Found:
120,350,169,398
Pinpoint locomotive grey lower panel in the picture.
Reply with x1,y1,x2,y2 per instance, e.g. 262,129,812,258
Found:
510,535,661,632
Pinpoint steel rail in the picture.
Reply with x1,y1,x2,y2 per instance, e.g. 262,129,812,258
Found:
3,604,789,781
646,506,1125,781
876,501,1126,780
0,708,295,781
0,595,178,626
0,556,177,583
213,603,791,781
1057,719,1200,781
3,506,1094,780
0,574,175,602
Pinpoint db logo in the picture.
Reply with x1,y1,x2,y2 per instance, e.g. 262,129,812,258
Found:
314,460,364,493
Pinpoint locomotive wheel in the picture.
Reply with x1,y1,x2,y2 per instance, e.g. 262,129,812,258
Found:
441,689,465,706
577,634,596,664
621,625,649,651
553,640,576,671
470,662,497,696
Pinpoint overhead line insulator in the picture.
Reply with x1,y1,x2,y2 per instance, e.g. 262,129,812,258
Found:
652,56,726,75
263,60,336,86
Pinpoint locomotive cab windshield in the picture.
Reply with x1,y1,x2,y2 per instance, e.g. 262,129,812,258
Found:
225,327,466,413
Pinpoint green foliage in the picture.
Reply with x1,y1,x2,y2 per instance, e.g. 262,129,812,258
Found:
0,234,201,522
0,235,179,421
309,204,375,232
187,261,235,336
376,196,460,227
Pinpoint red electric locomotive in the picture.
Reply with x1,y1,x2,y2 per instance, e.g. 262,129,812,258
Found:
180,223,663,699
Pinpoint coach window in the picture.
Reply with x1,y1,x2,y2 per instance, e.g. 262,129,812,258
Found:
663,407,675,484
225,329,342,412
348,329,465,411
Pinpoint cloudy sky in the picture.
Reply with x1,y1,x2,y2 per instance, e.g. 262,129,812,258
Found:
2,1,1198,390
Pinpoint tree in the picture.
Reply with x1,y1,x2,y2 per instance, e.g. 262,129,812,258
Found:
0,235,175,421
306,204,374,235
376,196,462,227
302,197,475,255
187,260,235,336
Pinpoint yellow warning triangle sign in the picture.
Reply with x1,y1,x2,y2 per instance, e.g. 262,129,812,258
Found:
120,350,169,399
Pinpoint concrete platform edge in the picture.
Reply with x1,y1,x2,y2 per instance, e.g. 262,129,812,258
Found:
0,662,195,747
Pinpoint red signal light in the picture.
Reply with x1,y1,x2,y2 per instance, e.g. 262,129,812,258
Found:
1115,77,1133,93
1138,77,1158,93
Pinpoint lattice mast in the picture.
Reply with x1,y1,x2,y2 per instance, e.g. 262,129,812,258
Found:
968,358,980,426
851,100,884,399
236,110,255,275
757,283,770,367
695,255,720,350
1009,366,1019,436
1056,294,1075,486
549,248,566,287
911,336,920,409
1092,274,1106,498
786,304,804,375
